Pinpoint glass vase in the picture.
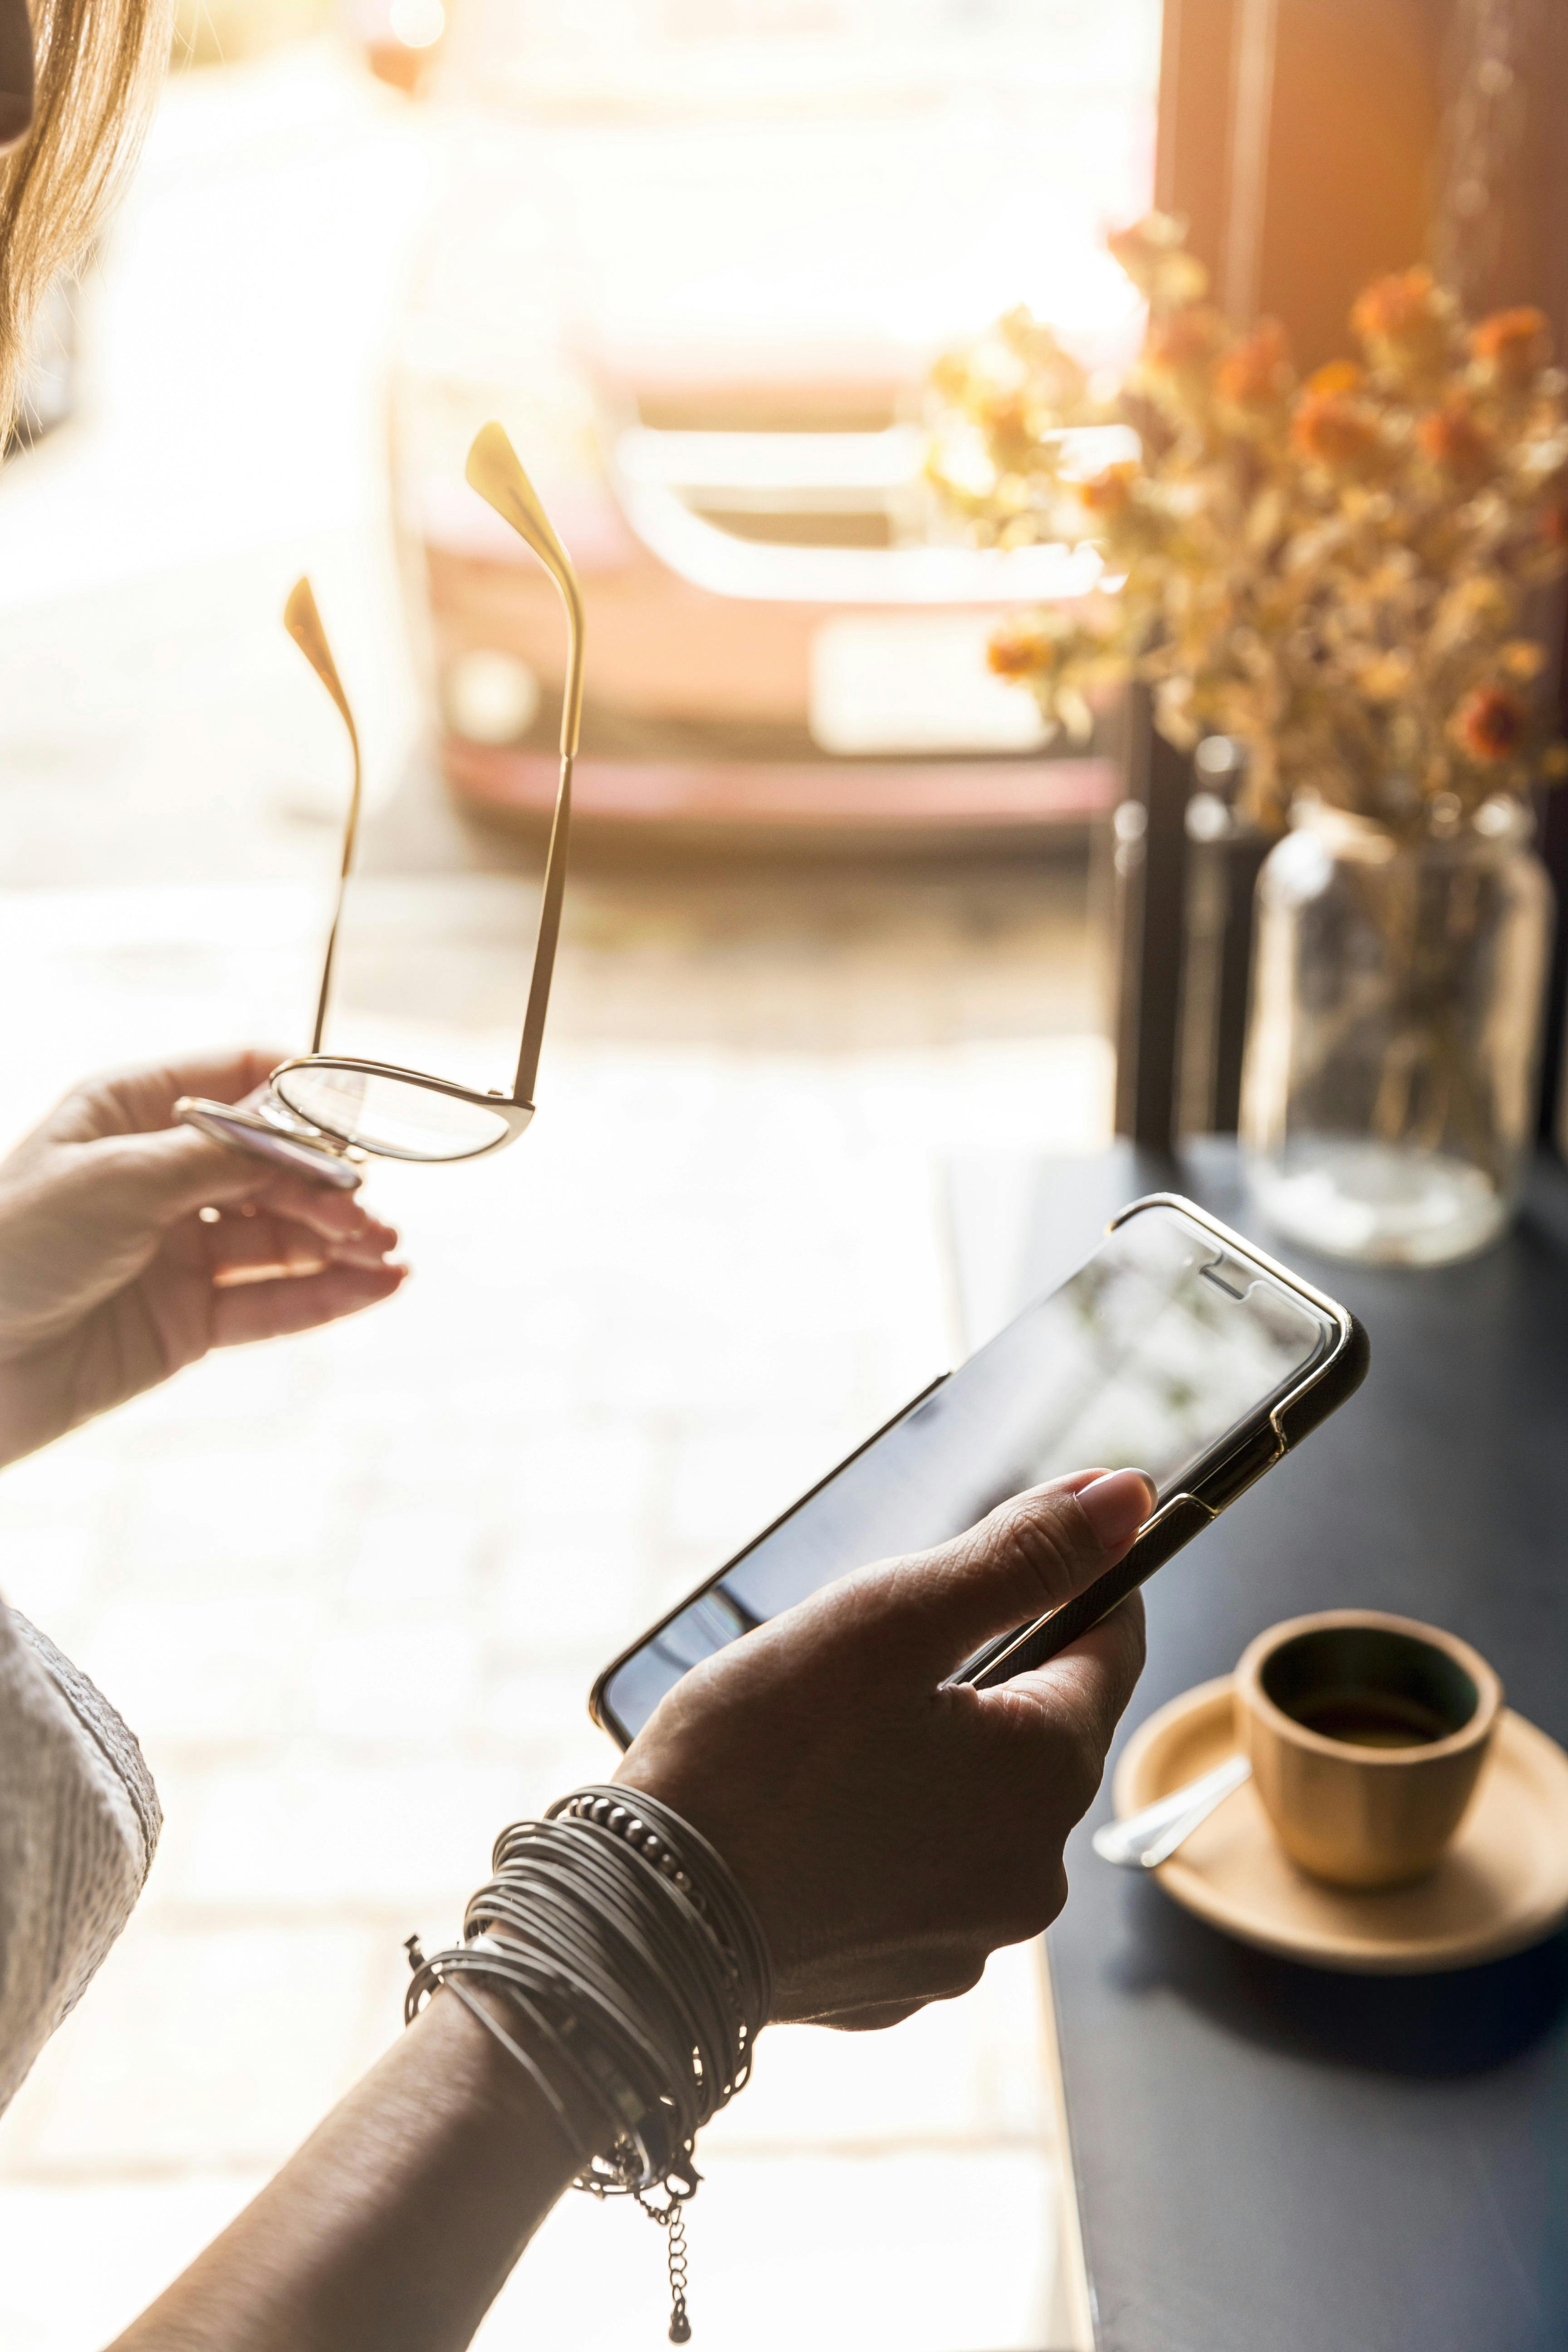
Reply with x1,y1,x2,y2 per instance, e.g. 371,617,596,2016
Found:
1240,798,1554,1266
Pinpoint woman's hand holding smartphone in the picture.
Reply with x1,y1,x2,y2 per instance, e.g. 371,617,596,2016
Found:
595,1197,1369,1744
617,1469,1152,2025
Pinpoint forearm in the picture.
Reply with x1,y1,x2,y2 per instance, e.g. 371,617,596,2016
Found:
107,1993,591,2352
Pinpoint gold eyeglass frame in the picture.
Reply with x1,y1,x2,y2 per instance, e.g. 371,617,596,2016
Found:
266,424,584,1165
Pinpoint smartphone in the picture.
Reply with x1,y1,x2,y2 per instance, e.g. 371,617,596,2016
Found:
591,1194,1368,1746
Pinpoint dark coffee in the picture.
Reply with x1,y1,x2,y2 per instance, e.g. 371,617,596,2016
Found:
1287,1688,1453,1749
1260,1623,1477,1750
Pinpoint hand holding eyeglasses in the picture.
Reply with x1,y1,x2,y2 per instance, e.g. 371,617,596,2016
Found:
0,1049,407,1470
181,425,584,1184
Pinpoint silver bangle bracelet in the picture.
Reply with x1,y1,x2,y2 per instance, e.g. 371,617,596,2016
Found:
404,1784,773,2343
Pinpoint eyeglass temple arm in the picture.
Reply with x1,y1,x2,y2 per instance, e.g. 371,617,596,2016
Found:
284,578,363,1058
464,423,584,1109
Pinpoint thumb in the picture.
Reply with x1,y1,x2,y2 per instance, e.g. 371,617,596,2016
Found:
875,1469,1155,1680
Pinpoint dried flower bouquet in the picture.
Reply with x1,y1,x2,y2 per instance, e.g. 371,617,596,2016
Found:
926,215,1568,839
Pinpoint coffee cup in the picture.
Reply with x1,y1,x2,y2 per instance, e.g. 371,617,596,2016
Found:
1233,1609,1502,1889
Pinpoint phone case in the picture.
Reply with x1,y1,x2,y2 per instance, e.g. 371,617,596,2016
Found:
590,1194,1369,1744
961,1196,1367,1686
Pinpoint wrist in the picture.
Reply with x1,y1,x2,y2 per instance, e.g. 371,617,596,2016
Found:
412,1986,598,2170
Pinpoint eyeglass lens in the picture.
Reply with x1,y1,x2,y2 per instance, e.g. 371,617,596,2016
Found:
271,1065,513,1161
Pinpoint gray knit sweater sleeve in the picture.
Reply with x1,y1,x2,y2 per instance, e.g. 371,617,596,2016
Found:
0,1598,160,2118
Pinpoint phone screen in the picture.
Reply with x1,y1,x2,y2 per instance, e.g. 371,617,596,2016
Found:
597,1202,1333,1743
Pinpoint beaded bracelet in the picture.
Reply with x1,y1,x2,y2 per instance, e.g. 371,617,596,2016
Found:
406,1784,773,2342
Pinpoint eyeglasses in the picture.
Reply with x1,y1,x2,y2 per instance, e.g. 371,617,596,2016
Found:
180,425,583,1174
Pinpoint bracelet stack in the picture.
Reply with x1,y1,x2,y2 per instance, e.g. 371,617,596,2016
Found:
404,1784,774,2343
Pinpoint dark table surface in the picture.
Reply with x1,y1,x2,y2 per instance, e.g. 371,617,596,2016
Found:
963,1142,1568,2352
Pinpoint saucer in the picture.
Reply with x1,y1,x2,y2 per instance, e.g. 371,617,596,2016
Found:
1111,1676,1568,1974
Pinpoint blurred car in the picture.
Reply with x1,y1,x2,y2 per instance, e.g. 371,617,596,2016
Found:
390,0,1161,851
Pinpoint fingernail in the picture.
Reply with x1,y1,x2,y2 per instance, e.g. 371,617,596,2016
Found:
1078,1468,1154,1551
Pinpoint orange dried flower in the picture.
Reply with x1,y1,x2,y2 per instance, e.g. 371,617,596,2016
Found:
988,624,1058,680
1453,685,1526,763
1417,400,1494,485
1143,305,1227,376
1215,318,1292,413
1292,387,1382,472
1352,266,1436,339
1351,265,1451,374
1471,306,1551,383
1305,360,1364,399
1078,462,1137,517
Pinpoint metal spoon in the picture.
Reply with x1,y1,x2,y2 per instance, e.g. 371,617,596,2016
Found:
1092,1754,1253,1871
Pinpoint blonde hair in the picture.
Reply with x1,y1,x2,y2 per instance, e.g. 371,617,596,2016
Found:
0,0,172,441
